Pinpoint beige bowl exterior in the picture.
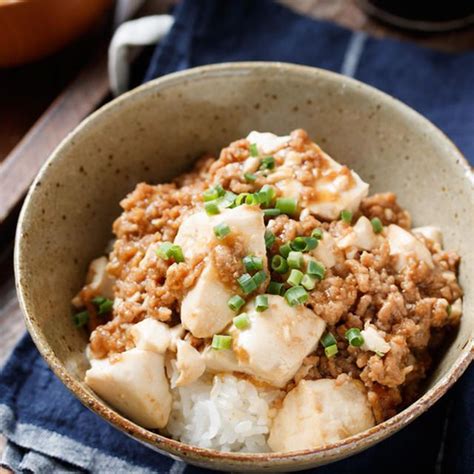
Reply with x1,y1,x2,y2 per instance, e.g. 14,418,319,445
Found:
15,62,473,471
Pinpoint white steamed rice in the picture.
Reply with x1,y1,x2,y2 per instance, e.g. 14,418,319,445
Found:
166,372,281,452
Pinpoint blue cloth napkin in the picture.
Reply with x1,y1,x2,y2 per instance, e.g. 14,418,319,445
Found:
2,1,473,472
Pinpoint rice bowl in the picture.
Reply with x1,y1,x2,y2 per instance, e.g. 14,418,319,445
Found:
15,63,473,471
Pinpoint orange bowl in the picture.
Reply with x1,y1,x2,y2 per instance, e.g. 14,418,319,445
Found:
0,0,113,67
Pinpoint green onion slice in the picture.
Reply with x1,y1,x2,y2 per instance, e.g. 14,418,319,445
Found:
219,191,237,209
259,184,276,206
284,285,308,306
244,172,257,182
290,236,318,252
252,270,267,287
321,332,337,348
287,269,304,287
214,223,231,239
271,255,289,274
205,200,220,215
287,251,304,269
243,255,264,272
245,193,259,206
265,230,275,249
275,197,298,216
345,328,365,347
340,209,353,223
203,185,225,202
235,193,250,206
74,310,89,327
301,274,317,291
212,334,233,350
311,228,323,240
268,281,285,295
233,313,250,330
156,243,185,262
306,259,326,280
279,243,292,258
237,273,257,294
92,296,113,315
260,156,275,170
263,208,281,218
371,217,383,234
325,344,338,358
249,143,259,157
255,295,269,312
228,295,245,312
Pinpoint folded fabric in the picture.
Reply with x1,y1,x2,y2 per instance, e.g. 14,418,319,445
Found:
1,0,473,472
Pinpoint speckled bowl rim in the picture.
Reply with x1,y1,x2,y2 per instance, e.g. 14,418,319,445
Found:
15,62,474,469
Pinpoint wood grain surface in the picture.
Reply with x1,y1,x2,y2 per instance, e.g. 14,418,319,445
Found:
0,0,473,471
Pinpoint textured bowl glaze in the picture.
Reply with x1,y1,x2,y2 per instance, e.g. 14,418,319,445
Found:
15,63,473,471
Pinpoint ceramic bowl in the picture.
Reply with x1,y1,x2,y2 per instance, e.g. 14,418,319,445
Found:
15,62,473,471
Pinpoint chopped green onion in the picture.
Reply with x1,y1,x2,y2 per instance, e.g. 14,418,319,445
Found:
306,259,326,280
275,197,297,216
287,251,304,269
212,334,233,350
290,237,306,252
290,236,318,252
340,209,353,223
214,223,231,239
235,193,249,206
279,243,292,258
203,185,225,201
263,208,281,218
375,350,385,357
271,255,289,274
252,270,267,287
325,344,338,358
205,200,220,215
371,217,383,234
287,269,304,287
447,304,452,316
301,274,317,291
303,237,318,251
345,328,365,347
228,295,245,312
233,313,250,330
92,296,113,315
74,310,89,327
311,228,323,240
260,156,275,170
265,230,275,248
284,286,308,306
170,246,184,263
249,143,259,157
321,332,337,348
156,243,184,263
219,191,237,208
243,255,264,272
244,172,257,182
255,295,269,312
156,242,173,259
268,281,285,295
259,185,276,206
237,273,257,294
245,193,259,206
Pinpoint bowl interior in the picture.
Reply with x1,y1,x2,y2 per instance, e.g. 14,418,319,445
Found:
15,63,473,471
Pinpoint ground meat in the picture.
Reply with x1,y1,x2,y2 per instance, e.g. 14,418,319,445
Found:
308,275,358,325
211,235,246,291
360,192,411,229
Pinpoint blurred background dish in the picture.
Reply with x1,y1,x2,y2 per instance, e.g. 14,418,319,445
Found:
0,0,113,67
